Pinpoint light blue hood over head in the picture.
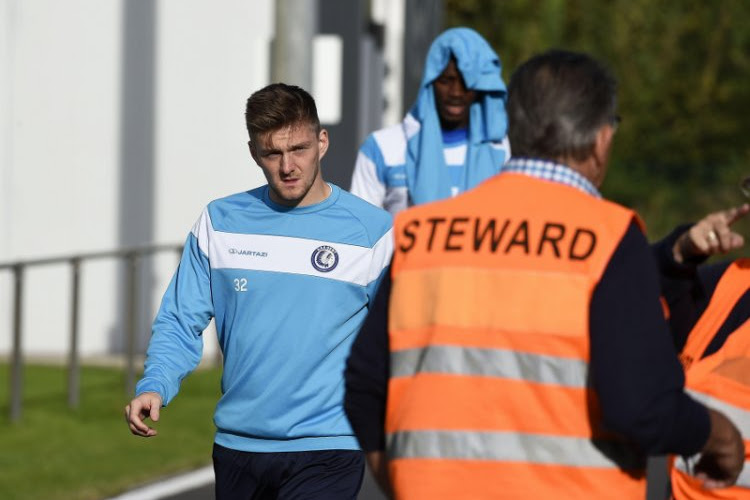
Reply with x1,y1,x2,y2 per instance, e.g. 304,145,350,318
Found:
405,27,508,205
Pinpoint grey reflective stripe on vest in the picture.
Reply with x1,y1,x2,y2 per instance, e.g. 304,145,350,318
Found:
391,345,589,388
738,462,750,489
687,389,750,438
675,389,750,488
387,430,645,471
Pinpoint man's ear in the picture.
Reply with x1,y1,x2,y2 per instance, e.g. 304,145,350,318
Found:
594,124,614,165
589,124,615,187
318,129,329,160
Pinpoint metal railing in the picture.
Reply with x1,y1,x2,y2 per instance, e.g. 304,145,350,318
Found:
0,243,183,422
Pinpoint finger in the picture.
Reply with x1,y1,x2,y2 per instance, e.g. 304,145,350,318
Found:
150,403,160,423
704,229,720,253
688,226,711,254
694,469,731,490
709,214,744,252
725,203,750,225
127,408,157,437
130,416,151,434
128,421,148,436
716,229,743,253
129,421,157,437
128,403,152,434
728,233,745,251
714,227,734,253
702,478,729,490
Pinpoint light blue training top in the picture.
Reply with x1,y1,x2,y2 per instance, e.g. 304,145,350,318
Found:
136,184,393,452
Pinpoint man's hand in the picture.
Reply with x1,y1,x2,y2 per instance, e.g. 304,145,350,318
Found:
366,450,392,498
673,204,750,263
694,408,745,489
125,392,163,437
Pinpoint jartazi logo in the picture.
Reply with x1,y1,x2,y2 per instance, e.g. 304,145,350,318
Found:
311,245,339,272
228,248,268,257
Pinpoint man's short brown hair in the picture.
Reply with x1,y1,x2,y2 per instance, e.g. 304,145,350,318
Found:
245,83,321,141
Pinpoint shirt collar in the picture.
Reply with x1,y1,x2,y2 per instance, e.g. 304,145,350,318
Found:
500,158,601,198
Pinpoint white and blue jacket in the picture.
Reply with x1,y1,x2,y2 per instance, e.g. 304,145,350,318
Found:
136,183,393,453
350,120,510,215
350,27,511,214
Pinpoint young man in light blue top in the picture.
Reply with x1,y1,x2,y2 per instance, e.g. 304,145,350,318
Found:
125,83,393,499
350,27,510,214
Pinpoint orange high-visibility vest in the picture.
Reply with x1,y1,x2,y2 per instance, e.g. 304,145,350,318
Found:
670,259,750,499
387,173,647,499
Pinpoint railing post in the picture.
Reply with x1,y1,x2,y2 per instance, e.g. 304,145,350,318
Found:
10,264,24,422
125,252,139,397
67,258,81,409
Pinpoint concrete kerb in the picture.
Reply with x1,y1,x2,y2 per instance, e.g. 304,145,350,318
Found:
104,466,214,500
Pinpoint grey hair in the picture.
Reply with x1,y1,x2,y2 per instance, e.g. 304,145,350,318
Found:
507,50,617,162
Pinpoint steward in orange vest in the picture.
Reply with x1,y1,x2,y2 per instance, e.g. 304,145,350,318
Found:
667,259,750,499
387,170,649,499
344,49,744,499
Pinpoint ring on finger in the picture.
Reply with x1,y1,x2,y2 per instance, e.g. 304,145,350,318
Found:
707,230,718,243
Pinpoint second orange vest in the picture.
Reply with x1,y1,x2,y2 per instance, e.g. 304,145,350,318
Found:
671,259,750,499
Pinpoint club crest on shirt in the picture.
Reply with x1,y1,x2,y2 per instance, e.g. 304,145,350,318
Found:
311,245,339,272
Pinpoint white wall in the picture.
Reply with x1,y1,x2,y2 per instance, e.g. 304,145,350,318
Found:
155,0,272,243
0,0,274,360
4,0,123,258
1,0,124,358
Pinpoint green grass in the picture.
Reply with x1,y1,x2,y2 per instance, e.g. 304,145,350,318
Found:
0,363,221,500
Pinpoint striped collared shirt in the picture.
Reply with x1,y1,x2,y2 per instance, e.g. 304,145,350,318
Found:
500,158,601,198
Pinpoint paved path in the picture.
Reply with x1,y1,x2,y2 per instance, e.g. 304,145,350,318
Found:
158,469,387,500
107,464,387,500
109,458,668,499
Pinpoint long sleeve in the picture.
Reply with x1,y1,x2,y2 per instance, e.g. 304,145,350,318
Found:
652,224,711,352
343,228,393,447
350,135,387,208
589,221,710,456
365,227,394,307
344,270,391,452
135,230,214,405
652,224,738,356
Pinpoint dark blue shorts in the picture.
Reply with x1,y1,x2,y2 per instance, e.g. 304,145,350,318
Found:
212,443,365,500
